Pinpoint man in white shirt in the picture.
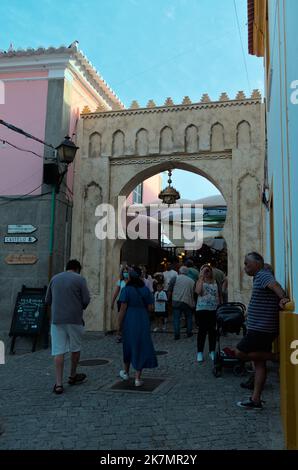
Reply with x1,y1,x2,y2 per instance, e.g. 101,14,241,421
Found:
163,264,177,291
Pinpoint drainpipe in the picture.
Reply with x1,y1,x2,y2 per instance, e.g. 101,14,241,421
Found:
48,185,56,282
44,184,56,349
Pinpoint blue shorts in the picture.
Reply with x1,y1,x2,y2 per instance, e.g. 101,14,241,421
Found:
51,324,84,356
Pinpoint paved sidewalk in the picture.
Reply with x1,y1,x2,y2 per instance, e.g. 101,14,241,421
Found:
0,330,283,450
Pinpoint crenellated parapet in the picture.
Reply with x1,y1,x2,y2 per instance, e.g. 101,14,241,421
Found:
82,90,262,115
80,92,263,161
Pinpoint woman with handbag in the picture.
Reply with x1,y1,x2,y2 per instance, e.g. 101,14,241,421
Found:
118,267,158,386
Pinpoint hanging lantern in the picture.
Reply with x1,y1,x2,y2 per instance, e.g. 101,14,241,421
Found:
158,169,180,205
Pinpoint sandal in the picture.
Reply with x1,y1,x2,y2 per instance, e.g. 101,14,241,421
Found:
68,373,87,385
53,384,64,394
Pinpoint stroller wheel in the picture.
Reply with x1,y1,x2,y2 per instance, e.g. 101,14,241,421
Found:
213,365,222,378
233,364,246,377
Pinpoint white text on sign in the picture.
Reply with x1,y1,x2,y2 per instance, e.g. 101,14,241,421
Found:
290,340,298,365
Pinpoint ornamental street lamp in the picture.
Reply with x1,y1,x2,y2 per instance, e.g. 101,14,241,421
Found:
158,169,180,206
48,136,79,283
55,135,79,164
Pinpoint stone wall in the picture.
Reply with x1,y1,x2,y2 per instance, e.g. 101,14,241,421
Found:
0,194,72,337
72,93,266,331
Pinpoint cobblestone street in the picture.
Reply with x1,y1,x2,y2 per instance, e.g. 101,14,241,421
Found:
0,330,283,450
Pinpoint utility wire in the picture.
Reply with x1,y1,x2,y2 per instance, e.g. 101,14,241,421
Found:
233,0,251,94
0,168,43,194
271,0,278,56
61,179,73,196
112,24,247,89
0,137,44,159
0,119,54,148
0,184,47,207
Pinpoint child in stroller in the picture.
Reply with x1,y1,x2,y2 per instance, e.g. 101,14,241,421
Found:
213,302,247,377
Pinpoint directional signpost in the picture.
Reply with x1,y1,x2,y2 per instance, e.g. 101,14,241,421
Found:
7,225,37,234
5,254,38,265
4,236,37,244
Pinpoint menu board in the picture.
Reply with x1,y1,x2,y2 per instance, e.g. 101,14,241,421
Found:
9,287,47,337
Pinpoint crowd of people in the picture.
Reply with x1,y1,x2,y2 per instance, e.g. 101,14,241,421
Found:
112,258,228,364
46,253,289,410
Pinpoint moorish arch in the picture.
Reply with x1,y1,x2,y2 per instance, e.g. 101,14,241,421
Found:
72,94,265,331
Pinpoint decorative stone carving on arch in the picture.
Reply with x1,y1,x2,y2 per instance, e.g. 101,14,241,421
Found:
210,122,225,151
83,181,102,200
112,130,125,157
88,132,101,158
135,128,149,156
83,182,103,294
238,173,262,290
237,121,251,148
185,124,199,153
159,126,174,154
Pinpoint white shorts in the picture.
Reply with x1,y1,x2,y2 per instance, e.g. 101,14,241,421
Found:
51,324,84,356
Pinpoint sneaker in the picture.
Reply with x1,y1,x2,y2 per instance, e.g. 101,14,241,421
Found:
153,327,159,332
135,379,144,387
209,351,215,361
197,352,204,362
236,398,263,410
119,370,129,381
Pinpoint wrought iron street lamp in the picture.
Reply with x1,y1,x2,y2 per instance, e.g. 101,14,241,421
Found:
158,169,180,205
56,135,79,164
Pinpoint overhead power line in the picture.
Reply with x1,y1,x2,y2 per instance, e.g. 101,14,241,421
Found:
0,138,44,159
0,184,46,207
0,119,54,148
233,0,251,94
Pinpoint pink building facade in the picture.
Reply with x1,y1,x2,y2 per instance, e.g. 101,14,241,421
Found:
0,45,161,330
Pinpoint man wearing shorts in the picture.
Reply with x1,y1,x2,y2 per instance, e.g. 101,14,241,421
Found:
236,252,289,409
46,259,90,394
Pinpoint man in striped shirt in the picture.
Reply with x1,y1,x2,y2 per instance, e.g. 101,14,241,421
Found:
236,252,289,409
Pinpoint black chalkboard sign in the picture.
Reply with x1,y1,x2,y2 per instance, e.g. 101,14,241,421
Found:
9,285,47,353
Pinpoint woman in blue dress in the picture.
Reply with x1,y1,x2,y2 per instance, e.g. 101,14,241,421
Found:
118,267,158,386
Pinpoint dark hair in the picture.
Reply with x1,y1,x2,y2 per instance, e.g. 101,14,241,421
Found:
246,252,264,266
126,266,145,288
184,259,194,268
66,259,82,273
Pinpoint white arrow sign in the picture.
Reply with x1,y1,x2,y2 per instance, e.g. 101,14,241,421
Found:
7,225,37,234
4,236,38,244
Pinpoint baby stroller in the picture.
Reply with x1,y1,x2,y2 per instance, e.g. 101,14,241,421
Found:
212,302,247,378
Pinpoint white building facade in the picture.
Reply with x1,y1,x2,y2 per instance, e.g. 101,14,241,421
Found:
248,0,298,450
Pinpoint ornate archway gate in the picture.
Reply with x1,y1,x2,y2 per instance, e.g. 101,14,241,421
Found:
72,92,265,331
